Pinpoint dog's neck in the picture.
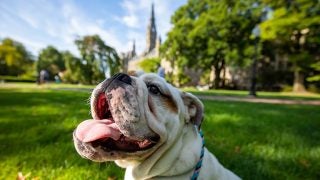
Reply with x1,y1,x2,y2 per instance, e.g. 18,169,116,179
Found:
122,124,203,179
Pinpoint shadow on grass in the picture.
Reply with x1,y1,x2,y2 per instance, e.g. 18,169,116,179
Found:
186,89,320,101
1,89,319,179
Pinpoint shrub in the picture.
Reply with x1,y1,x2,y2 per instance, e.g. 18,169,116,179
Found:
307,84,320,93
281,85,293,92
0,75,36,83
138,58,161,73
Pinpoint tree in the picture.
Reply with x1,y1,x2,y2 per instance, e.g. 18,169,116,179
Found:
61,51,84,83
138,57,161,73
0,38,33,76
260,0,320,92
162,0,262,88
307,61,320,82
75,35,121,84
37,46,65,79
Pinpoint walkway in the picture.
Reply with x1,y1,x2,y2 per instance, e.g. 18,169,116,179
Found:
53,87,320,106
197,95,320,106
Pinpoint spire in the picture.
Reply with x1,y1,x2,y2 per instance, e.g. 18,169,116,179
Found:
145,3,157,54
151,3,155,23
150,3,156,34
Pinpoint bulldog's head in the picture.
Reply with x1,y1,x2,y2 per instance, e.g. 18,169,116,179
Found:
73,73,203,162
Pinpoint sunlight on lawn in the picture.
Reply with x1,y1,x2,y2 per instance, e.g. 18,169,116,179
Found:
184,87,320,100
0,85,319,179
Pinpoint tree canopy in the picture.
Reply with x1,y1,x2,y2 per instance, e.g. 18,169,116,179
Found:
162,0,320,91
37,46,65,79
0,38,34,76
75,35,121,84
1,0,319,91
163,0,263,88
260,0,320,91
138,57,161,73
60,51,83,83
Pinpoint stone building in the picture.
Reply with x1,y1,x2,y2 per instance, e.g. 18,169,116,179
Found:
120,4,238,88
124,3,161,71
120,40,136,73
144,3,157,55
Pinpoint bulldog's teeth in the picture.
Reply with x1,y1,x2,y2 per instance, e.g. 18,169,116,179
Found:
138,140,152,148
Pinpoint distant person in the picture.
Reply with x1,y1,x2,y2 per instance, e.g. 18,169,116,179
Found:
39,70,49,84
54,74,61,83
157,66,165,78
36,75,40,85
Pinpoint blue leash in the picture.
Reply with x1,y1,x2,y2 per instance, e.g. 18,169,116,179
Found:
191,130,205,180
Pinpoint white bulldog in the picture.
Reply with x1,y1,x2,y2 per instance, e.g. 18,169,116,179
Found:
73,73,240,180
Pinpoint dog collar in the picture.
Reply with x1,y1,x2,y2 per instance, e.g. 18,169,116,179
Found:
191,130,205,180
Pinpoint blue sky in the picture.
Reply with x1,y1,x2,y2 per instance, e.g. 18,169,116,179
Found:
0,0,186,56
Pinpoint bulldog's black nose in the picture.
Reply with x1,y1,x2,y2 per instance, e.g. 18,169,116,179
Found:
115,73,132,85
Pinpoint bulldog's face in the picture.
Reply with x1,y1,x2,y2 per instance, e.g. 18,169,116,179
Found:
73,73,203,162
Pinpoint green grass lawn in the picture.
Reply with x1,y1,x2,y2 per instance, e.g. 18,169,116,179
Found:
0,84,319,179
184,87,320,100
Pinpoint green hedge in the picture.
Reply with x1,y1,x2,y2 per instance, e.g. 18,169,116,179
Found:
0,75,36,83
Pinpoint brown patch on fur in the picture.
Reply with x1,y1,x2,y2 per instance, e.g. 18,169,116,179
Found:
128,70,138,76
162,96,178,113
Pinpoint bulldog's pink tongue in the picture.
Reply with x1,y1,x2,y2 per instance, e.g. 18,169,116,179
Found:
75,119,121,143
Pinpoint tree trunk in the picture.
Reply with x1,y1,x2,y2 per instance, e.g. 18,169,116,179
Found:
293,69,306,92
209,65,215,88
249,37,259,97
214,68,221,89
221,60,226,88
209,59,226,89
213,60,223,89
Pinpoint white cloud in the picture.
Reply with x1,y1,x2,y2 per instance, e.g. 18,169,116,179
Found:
117,0,148,28
122,15,139,28
7,34,46,56
0,0,128,56
58,2,125,53
115,0,142,28
20,15,39,29
0,0,186,57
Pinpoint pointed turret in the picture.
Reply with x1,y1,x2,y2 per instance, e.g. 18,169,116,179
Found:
151,3,155,23
145,3,157,54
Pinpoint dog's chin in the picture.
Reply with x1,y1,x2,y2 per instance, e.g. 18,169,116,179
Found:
74,92,160,161
73,132,160,162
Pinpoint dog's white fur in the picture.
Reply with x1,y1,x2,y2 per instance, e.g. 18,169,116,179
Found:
74,73,240,179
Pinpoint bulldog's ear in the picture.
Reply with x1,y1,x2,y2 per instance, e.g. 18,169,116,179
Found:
182,92,204,129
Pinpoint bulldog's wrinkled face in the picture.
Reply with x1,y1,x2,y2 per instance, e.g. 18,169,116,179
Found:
73,73,190,162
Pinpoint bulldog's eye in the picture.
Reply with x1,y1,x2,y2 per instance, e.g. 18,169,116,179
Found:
147,84,161,95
